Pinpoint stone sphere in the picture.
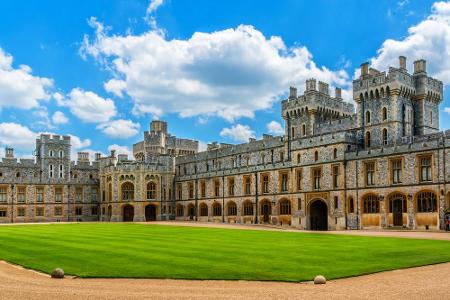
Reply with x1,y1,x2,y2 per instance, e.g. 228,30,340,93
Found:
314,275,326,284
51,268,65,279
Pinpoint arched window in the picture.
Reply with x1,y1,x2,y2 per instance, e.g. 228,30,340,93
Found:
386,86,390,97
279,199,291,215
147,181,156,200
382,107,387,121
121,182,134,201
333,148,338,159
200,203,208,216
314,151,319,162
243,201,253,216
227,202,237,216
416,191,437,212
365,131,371,148
212,202,222,216
176,204,184,217
302,124,306,136
348,197,355,213
363,194,379,214
382,128,388,145
366,111,371,124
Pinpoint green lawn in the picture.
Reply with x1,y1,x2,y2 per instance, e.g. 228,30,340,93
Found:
0,223,449,282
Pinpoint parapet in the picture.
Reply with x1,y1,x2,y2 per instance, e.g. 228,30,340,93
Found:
37,134,71,144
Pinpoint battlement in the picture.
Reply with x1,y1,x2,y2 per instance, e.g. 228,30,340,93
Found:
36,134,71,144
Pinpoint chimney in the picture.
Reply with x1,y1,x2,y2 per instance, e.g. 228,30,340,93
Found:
399,56,406,70
414,59,427,74
5,147,14,159
318,81,329,95
305,78,317,91
77,152,89,162
289,86,297,99
335,87,342,99
95,153,101,161
110,149,116,158
360,62,369,76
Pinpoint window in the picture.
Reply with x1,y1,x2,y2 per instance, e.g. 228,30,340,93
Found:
55,187,63,203
279,199,291,215
0,209,6,217
176,205,184,217
214,180,220,197
36,187,44,203
363,194,380,214
188,182,194,199
17,207,25,217
302,124,306,136
417,191,437,212
333,148,338,159
297,153,301,164
0,187,6,203
49,150,54,157
147,182,156,199
200,181,206,198
17,186,26,203
332,165,339,188
382,107,387,121
200,203,208,216
296,169,302,191
54,207,62,216
262,175,269,194
49,164,54,178
279,151,284,162
388,193,407,213
59,165,64,178
91,188,98,202
75,187,83,203
244,176,251,195
291,127,295,137
75,207,83,216
243,201,253,216
227,202,237,216
334,196,339,209
391,159,402,184
348,197,354,213
314,151,319,162
36,207,44,217
228,178,235,196
382,128,388,145
177,183,182,200
121,182,134,201
366,162,375,186
420,156,432,182
59,150,64,158
261,154,266,165
313,168,322,190
365,131,371,148
91,207,98,215
280,173,288,192
366,111,371,124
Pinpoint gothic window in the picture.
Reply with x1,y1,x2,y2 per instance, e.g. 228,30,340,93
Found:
416,191,437,212
55,187,63,203
391,159,402,184
333,148,338,159
332,165,339,188
348,197,354,213
363,194,380,214
147,182,156,200
212,202,221,216
188,182,194,199
75,187,83,203
227,202,237,216
314,151,319,162
280,173,288,192
382,128,388,145
365,131,371,148
200,181,206,198
243,201,253,216
365,162,375,186
312,168,322,190
420,156,432,182
334,196,339,209
228,178,235,196
17,186,26,203
297,153,301,164
366,111,371,124
176,205,184,217
279,199,291,215
262,175,269,194
244,176,251,195
382,107,387,121
296,169,302,191
200,203,208,216
388,193,407,213
214,180,220,197
36,187,44,203
302,124,306,136
121,182,134,201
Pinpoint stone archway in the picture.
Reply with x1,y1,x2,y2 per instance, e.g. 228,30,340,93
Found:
123,204,134,222
145,204,157,221
309,199,328,231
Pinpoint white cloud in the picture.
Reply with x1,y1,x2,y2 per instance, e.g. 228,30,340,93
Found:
370,1,450,84
220,124,255,143
81,22,350,122
266,120,284,135
69,134,91,149
445,107,450,115
0,122,37,149
0,48,53,110
146,0,164,15
52,111,69,125
97,119,140,138
59,88,116,123
108,144,134,159
198,140,208,152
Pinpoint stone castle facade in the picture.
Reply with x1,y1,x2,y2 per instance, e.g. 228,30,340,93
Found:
1,56,449,230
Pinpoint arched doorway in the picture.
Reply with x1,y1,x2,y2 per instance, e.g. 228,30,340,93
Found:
187,204,195,220
145,204,157,221
309,199,328,230
123,204,134,222
260,200,271,223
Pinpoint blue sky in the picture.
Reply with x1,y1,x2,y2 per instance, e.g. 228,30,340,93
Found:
0,0,449,159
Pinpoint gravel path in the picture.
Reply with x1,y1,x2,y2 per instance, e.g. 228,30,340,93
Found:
0,260,449,300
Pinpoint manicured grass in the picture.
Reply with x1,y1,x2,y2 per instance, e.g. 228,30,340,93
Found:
0,223,449,282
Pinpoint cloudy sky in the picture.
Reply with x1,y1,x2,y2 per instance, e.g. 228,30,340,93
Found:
0,0,449,159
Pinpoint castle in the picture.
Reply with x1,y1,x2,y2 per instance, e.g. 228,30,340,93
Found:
1,57,449,230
